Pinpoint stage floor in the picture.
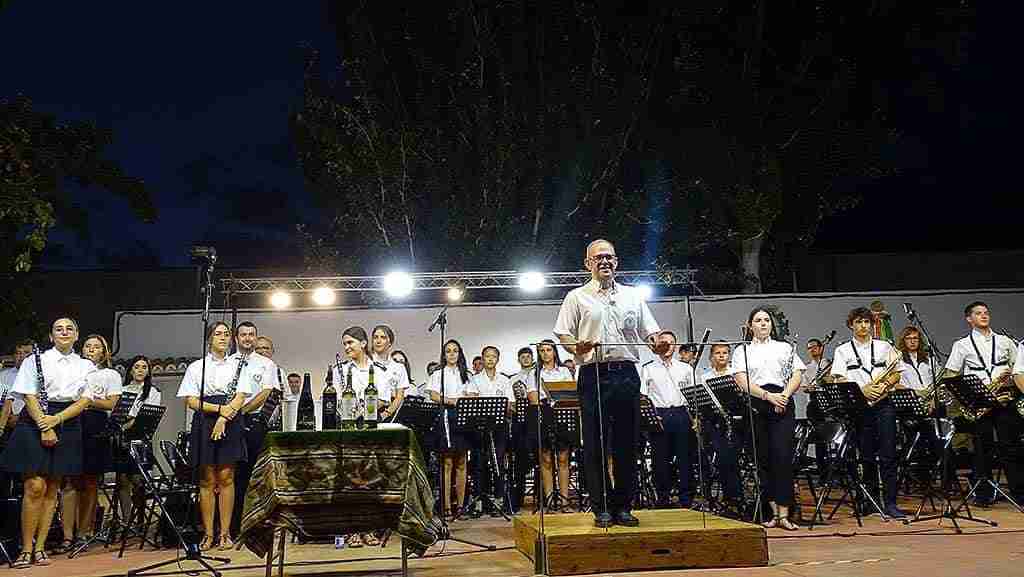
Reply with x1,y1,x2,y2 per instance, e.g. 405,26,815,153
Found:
19,498,1024,577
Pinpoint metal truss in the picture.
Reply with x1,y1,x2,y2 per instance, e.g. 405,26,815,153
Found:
220,269,696,294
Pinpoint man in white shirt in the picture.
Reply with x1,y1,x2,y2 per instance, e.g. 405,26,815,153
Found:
231,322,280,538
640,331,693,508
830,307,904,518
554,239,666,528
509,347,534,513
945,301,1022,506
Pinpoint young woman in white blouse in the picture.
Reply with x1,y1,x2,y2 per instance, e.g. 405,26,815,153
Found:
428,339,473,519
527,340,576,513
116,355,162,526
370,325,410,418
2,318,93,568
59,334,122,552
731,307,805,530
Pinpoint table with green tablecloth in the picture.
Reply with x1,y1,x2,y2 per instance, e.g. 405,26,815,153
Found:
239,424,437,567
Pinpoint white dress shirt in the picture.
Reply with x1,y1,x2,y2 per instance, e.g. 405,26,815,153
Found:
946,329,1016,385
1014,341,1024,376
554,280,661,365
831,338,897,387
332,360,398,402
640,357,692,408
468,370,515,402
899,353,935,391
12,347,95,405
521,366,574,401
177,353,260,399
232,351,280,392
372,353,411,395
0,366,18,414
729,339,806,387
427,366,472,399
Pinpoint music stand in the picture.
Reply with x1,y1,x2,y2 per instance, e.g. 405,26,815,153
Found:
394,396,441,442
808,381,887,528
890,389,932,420
68,392,140,558
638,398,663,434
944,375,1024,514
456,397,510,525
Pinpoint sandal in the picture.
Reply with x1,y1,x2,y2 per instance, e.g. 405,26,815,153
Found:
34,550,52,566
199,534,215,551
12,552,32,568
761,517,778,529
345,534,363,548
778,517,799,531
218,535,234,551
360,533,380,547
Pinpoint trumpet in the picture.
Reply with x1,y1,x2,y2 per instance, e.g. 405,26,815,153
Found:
864,358,902,407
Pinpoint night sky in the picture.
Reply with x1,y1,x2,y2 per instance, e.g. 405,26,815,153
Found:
2,3,1014,271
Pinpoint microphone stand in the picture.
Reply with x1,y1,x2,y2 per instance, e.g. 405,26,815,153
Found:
131,253,228,576
425,307,494,555
738,328,765,525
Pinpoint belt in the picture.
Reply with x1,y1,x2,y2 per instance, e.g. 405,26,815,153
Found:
657,405,687,412
591,360,635,372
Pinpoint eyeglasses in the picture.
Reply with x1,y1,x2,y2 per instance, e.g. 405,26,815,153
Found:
588,254,617,263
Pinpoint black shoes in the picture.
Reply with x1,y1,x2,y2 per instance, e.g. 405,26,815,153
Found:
593,511,614,528
884,505,908,520
614,510,640,527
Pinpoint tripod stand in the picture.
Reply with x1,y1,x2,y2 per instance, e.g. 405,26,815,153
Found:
424,306,494,554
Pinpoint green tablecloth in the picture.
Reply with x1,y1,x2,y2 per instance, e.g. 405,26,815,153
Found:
239,425,437,557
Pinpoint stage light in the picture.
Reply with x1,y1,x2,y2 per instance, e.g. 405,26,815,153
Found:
312,286,336,306
270,291,292,309
383,271,414,298
446,286,464,302
635,283,653,301
518,271,546,293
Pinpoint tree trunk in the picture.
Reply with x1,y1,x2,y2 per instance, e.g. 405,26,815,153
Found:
740,234,763,293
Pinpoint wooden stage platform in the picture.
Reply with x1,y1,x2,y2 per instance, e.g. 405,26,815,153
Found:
513,509,768,575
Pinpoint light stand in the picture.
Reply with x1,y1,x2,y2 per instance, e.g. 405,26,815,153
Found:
130,246,228,576
425,306,494,554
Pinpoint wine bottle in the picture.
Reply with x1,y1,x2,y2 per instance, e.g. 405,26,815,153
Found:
297,372,316,431
341,364,356,431
322,364,337,430
364,363,378,430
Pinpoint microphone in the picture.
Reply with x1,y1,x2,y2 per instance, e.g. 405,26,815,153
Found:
190,245,217,262
903,303,916,320
428,305,449,333
823,330,837,344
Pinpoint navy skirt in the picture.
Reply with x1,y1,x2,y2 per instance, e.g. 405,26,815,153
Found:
189,395,247,467
81,409,112,474
2,401,83,477
427,406,472,453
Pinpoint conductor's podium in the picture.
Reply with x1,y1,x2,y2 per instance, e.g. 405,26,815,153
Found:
513,509,768,575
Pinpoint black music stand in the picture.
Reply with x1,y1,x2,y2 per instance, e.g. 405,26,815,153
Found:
890,390,931,420
456,396,510,528
809,381,887,528
394,396,441,443
703,375,747,426
945,375,1024,515
68,392,140,558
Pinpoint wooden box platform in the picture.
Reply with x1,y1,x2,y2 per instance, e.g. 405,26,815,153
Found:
513,509,768,575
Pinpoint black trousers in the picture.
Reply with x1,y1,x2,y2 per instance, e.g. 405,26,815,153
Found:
858,398,898,507
510,424,530,511
754,385,796,507
972,405,1024,500
231,415,267,536
472,429,507,500
579,361,640,514
651,406,692,506
703,420,742,501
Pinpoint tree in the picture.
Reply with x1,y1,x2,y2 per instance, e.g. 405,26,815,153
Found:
292,1,668,274
0,95,156,342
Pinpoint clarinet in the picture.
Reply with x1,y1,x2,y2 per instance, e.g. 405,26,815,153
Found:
441,370,452,450
33,344,48,414
221,353,249,438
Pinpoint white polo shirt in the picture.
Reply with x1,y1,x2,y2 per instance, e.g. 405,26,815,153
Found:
468,370,515,402
831,339,898,387
12,347,95,406
729,339,806,387
640,357,692,408
946,329,1016,385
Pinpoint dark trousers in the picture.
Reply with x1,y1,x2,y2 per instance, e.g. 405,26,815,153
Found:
651,406,692,506
472,430,507,500
973,406,1024,500
858,399,898,507
754,386,796,507
231,415,267,536
579,361,640,514
704,421,742,500
510,426,530,511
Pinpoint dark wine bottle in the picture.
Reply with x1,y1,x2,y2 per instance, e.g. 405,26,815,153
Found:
297,372,316,431
322,364,337,430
